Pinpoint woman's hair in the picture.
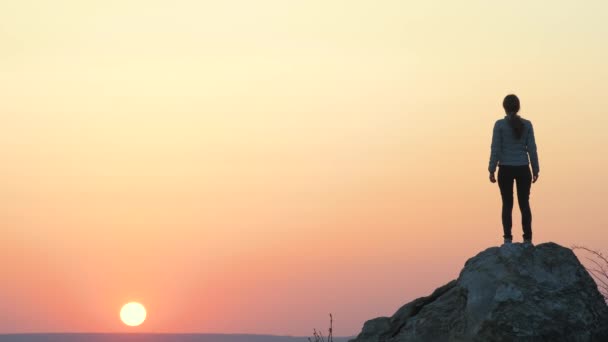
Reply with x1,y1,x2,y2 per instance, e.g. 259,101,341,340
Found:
503,94,524,140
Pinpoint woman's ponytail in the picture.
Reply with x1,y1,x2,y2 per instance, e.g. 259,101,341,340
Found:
503,94,524,140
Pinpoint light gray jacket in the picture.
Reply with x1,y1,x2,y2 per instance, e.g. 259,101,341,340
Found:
488,116,539,175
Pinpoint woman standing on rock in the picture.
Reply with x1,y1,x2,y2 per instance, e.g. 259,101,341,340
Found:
488,94,539,245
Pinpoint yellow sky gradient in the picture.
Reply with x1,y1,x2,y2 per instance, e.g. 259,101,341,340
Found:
1,0,608,335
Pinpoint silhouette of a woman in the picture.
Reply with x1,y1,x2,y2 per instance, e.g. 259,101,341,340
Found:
488,94,539,245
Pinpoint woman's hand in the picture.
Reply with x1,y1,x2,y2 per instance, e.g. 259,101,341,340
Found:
489,172,496,183
533,174,539,183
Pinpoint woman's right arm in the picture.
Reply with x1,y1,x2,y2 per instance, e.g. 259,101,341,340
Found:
526,122,540,176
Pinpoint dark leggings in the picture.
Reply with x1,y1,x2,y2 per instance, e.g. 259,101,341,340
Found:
498,164,532,240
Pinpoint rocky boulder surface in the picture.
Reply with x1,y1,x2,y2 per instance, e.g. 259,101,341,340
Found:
350,242,608,342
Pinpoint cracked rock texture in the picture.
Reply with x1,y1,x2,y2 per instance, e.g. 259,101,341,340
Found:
349,242,608,342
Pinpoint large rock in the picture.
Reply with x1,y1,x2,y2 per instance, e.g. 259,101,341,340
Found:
350,242,608,342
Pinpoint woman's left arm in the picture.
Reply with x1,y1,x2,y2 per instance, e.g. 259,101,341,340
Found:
488,120,501,179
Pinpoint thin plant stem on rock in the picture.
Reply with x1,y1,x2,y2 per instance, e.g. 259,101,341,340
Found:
572,245,608,301
308,313,333,342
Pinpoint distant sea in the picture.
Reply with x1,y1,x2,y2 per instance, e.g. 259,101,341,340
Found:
0,334,354,342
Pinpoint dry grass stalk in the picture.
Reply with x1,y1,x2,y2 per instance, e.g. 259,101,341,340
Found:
572,245,608,301
308,313,333,342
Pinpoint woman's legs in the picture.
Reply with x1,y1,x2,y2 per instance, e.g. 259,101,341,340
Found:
515,166,533,241
498,166,515,240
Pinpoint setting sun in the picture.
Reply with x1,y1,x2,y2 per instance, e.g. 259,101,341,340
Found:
120,302,147,327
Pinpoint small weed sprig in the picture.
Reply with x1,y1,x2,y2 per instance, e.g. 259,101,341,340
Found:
308,313,333,342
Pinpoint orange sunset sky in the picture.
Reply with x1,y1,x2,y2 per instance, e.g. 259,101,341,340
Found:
1,0,608,336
